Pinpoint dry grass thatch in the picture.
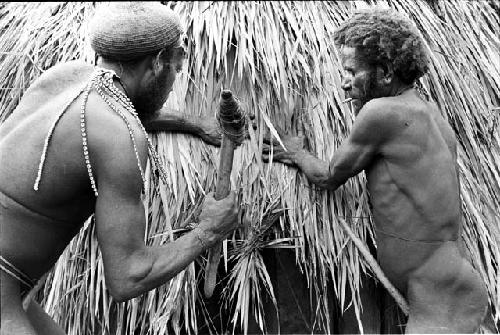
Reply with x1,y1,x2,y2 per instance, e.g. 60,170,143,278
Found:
1,1,499,334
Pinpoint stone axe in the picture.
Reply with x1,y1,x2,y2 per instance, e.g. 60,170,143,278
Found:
204,90,245,298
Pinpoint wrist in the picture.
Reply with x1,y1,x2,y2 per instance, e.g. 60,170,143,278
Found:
193,222,218,248
186,115,204,136
291,149,308,166
193,227,212,250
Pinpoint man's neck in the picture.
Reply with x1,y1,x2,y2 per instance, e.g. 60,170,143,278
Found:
96,60,141,103
387,78,414,97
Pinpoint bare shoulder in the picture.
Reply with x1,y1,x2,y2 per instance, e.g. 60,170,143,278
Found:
351,97,406,143
358,97,403,122
25,60,93,96
35,61,93,84
85,93,148,162
1,61,94,132
84,93,149,197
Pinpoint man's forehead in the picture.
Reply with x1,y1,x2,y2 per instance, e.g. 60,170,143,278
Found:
340,45,369,70
340,46,358,66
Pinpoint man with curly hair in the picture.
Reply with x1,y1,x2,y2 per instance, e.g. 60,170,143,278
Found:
264,8,488,333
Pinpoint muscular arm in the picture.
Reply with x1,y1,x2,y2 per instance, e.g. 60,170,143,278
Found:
143,107,222,146
143,108,201,133
284,101,396,190
91,113,223,302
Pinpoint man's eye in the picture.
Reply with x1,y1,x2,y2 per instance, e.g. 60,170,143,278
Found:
341,70,354,78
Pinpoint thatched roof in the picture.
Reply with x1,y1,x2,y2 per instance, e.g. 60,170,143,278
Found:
1,1,499,334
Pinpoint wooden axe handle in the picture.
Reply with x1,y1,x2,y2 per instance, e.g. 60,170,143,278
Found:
204,90,243,298
204,135,236,298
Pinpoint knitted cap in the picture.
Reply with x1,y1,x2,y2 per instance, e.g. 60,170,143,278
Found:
89,2,182,61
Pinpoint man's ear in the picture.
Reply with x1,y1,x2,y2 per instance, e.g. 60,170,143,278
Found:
378,63,394,86
152,50,165,75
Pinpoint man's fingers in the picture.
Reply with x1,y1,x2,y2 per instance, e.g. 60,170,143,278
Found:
216,190,237,206
227,190,237,202
297,123,305,137
262,150,286,161
262,143,286,155
262,134,281,146
262,144,270,154
243,113,257,140
262,153,287,163
262,153,294,166
225,192,239,217
209,137,222,147
262,153,270,163
248,113,257,130
202,192,216,206
262,144,283,154
296,111,307,137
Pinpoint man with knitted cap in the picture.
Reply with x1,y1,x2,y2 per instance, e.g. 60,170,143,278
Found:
0,3,237,334
88,2,185,120
91,2,183,62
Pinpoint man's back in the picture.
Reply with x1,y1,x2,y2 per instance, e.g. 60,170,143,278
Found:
0,61,95,220
1,4,243,334
367,90,462,241
0,61,147,280
357,90,488,331
362,90,470,288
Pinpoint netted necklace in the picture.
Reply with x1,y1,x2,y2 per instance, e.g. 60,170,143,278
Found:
34,67,168,198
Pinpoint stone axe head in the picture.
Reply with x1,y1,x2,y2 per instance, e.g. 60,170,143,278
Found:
216,90,246,144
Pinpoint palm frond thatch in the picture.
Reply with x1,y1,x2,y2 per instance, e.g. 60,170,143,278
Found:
1,1,499,334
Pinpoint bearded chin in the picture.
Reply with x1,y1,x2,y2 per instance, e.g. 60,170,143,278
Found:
134,70,170,120
357,70,379,112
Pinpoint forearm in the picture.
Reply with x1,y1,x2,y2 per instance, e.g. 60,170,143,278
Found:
115,226,214,301
143,108,202,135
292,151,345,190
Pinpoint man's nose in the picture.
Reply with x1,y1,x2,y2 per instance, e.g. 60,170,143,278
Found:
341,77,351,91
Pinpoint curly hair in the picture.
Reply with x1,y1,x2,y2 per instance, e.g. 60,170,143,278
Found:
334,8,429,85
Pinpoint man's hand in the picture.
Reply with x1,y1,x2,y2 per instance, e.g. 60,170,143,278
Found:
145,107,256,147
143,110,223,145
197,192,239,246
262,132,307,167
262,101,395,190
198,113,257,147
197,116,223,146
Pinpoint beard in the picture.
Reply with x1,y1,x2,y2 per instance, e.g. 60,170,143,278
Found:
133,66,171,120
360,69,379,104
352,70,379,115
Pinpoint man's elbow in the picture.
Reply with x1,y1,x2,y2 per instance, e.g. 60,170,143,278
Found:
108,287,134,303
308,174,339,191
106,255,155,302
107,276,160,302
106,276,145,302
321,167,349,191
318,179,340,191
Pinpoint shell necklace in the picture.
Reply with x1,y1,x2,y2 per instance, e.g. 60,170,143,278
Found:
34,67,168,197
